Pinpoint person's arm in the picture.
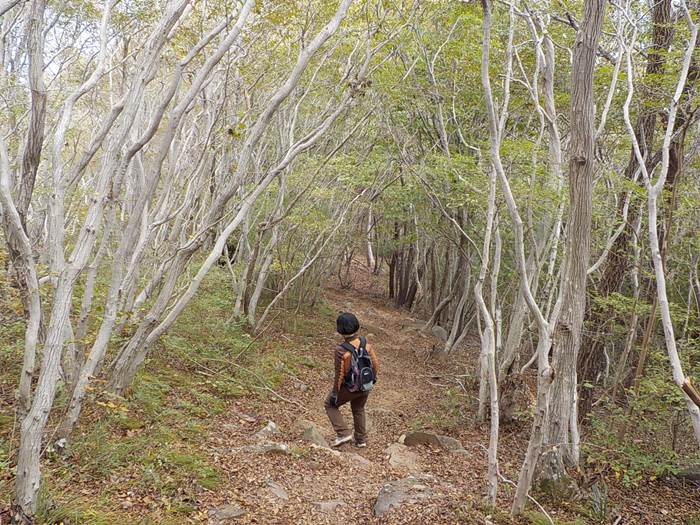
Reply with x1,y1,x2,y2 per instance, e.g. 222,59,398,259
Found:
367,343,379,379
334,346,349,392
330,346,347,406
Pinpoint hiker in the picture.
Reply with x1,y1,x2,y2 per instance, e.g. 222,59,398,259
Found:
325,312,379,448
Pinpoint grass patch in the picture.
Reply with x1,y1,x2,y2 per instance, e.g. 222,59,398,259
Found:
408,386,464,432
3,266,312,521
38,495,129,525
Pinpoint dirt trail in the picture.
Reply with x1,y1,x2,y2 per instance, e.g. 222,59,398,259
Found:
202,269,499,524
200,267,700,525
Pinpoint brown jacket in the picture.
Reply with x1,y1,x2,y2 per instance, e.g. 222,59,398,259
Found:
333,336,379,393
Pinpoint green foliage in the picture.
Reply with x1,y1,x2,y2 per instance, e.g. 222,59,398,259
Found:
20,266,307,522
408,386,464,431
587,482,612,523
37,491,129,525
585,405,688,487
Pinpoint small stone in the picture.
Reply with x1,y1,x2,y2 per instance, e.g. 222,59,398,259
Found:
398,434,406,444
345,452,372,469
238,413,256,423
384,443,421,473
437,435,466,452
302,427,328,447
373,476,433,517
314,500,346,513
403,431,465,452
244,441,290,455
431,325,449,341
266,480,289,501
295,420,328,447
254,421,279,440
404,431,442,448
210,503,245,521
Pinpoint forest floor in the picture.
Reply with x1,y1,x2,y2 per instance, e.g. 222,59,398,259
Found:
1,262,699,524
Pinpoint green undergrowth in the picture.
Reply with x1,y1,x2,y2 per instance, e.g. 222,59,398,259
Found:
1,266,327,524
408,386,465,432
583,343,700,488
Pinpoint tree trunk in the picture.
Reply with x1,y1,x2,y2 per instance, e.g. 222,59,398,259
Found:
578,0,672,419
474,172,499,504
107,0,357,393
12,3,190,517
540,0,605,483
622,7,700,445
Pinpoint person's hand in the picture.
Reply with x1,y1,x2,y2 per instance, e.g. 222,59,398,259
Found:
330,392,339,407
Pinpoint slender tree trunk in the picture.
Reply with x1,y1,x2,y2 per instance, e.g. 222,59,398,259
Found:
12,3,190,517
479,1,560,512
107,0,357,394
578,0,672,419
366,206,376,270
1,0,46,392
540,0,605,483
0,140,41,421
474,172,499,504
622,4,700,444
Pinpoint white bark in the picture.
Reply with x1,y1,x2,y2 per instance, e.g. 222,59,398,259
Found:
479,0,562,514
366,206,376,270
0,138,41,418
59,0,255,439
474,171,499,504
108,0,357,393
0,0,24,17
621,3,700,444
12,2,190,518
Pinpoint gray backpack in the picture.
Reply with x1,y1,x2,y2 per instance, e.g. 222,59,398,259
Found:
340,336,375,392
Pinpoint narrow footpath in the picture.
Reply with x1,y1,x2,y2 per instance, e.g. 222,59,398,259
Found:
202,267,501,524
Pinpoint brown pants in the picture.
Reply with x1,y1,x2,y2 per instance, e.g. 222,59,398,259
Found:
324,387,369,442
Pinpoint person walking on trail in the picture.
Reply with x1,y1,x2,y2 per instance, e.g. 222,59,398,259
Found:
325,312,379,448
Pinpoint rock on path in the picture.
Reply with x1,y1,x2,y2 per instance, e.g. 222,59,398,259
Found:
384,443,422,473
313,500,347,513
295,419,329,447
209,504,245,523
373,475,434,517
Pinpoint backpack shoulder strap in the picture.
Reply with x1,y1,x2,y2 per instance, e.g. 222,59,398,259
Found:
359,336,372,361
340,341,358,358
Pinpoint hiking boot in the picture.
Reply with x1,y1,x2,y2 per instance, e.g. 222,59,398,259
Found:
332,435,353,447
354,441,367,448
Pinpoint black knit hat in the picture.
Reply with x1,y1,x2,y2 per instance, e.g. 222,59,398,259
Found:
336,312,360,335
